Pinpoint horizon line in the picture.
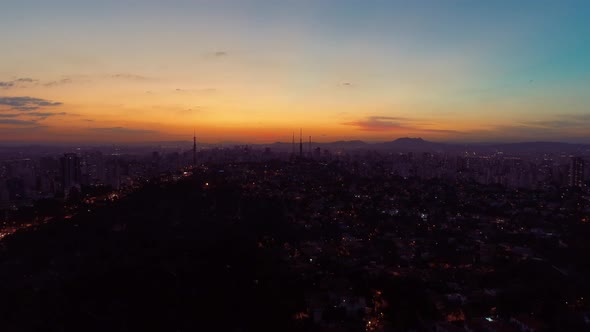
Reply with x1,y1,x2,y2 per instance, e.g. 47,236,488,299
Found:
1,137,590,147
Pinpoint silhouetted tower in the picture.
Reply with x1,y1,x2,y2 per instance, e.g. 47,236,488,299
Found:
193,129,197,167
309,136,312,157
292,132,295,156
299,128,303,157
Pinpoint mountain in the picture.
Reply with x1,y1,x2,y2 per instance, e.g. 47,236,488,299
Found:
2,139,589,154
231,138,590,154
373,137,450,152
392,137,427,144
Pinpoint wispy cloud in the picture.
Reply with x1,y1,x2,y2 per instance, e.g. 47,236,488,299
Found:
44,78,73,87
110,74,150,80
203,51,229,59
27,112,68,119
415,112,590,142
343,116,411,131
89,127,158,135
519,113,590,129
0,113,20,118
0,78,38,89
174,88,217,94
0,108,69,125
0,119,38,126
344,115,461,134
420,128,463,134
0,125,48,134
3,76,78,88
0,96,63,111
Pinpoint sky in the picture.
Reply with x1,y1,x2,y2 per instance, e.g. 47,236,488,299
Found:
1,0,589,144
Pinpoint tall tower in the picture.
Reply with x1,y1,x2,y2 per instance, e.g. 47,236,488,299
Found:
292,132,295,156
193,129,197,167
309,136,312,156
299,128,303,157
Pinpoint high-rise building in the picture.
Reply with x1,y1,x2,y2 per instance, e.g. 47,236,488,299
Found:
60,153,81,195
570,157,585,187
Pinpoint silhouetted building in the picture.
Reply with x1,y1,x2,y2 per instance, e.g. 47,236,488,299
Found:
60,153,81,196
570,157,585,187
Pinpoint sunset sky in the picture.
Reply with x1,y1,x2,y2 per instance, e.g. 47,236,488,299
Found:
1,0,589,144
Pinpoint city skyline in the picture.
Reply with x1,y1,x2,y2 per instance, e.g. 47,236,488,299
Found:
1,1,590,144
2,3,590,330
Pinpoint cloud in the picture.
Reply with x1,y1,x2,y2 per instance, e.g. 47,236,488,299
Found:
520,120,575,129
15,78,36,83
519,113,590,129
110,74,149,80
44,78,73,87
344,115,461,134
466,125,565,142
461,121,590,143
24,112,68,120
566,113,590,121
3,76,78,88
0,125,48,135
203,51,229,59
0,78,38,89
174,88,217,94
343,116,410,131
0,105,67,122
89,127,158,135
420,128,463,134
0,96,63,111
0,119,38,126
27,111,67,117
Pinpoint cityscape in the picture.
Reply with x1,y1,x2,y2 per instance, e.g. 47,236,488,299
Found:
0,135,589,330
2,1,590,331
